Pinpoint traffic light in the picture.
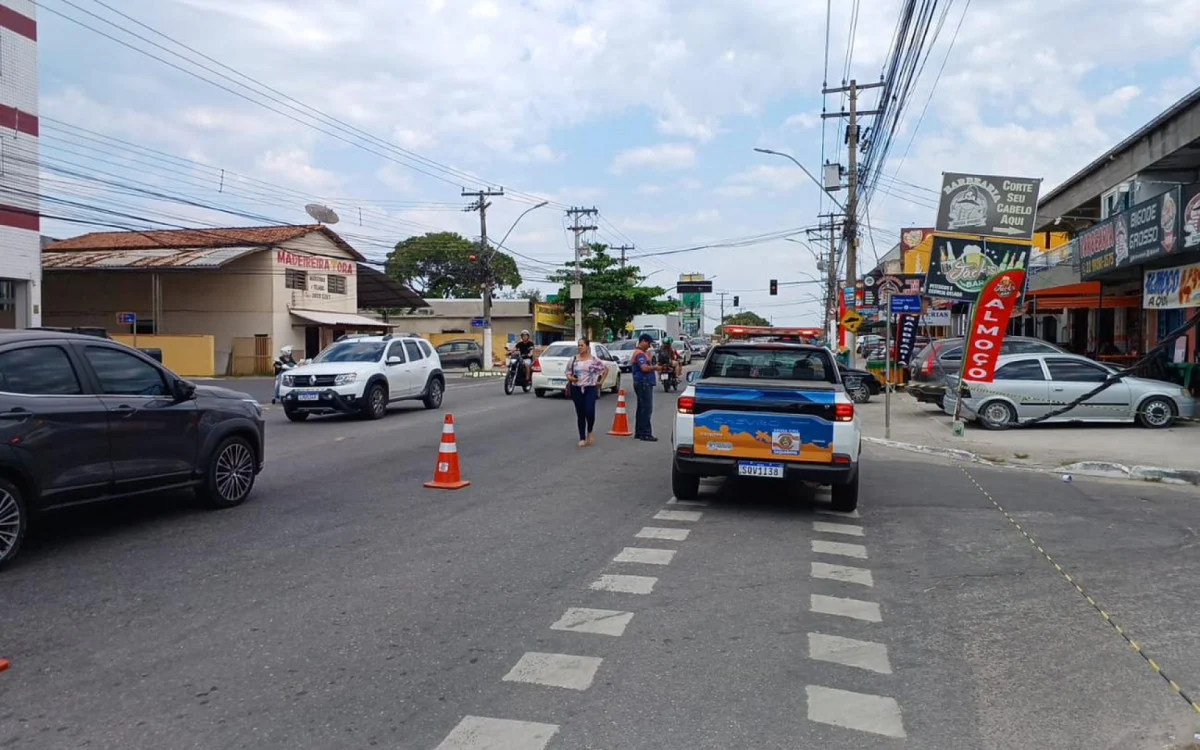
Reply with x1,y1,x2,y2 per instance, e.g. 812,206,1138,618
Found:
769,279,778,296
733,296,739,307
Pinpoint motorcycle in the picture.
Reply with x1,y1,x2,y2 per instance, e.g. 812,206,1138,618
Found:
660,368,679,392
272,359,296,404
504,353,533,395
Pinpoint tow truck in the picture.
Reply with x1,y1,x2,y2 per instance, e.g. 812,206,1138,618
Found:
670,342,862,511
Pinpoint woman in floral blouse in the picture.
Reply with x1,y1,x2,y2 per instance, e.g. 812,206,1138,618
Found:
565,337,611,447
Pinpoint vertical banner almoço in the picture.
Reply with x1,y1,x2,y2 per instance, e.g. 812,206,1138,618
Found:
962,270,1027,383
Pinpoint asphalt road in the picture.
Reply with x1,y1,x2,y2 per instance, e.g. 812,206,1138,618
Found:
2,376,1200,749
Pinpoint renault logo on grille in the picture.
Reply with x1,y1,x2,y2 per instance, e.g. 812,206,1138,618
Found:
308,375,317,385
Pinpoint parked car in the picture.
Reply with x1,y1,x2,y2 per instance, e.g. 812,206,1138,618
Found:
278,334,444,421
908,336,1067,408
434,339,484,372
0,330,266,568
608,339,639,372
839,365,881,403
943,352,1196,430
532,340,622,397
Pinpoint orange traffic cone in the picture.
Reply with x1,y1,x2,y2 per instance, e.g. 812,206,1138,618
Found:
425,414,470,490
608,389,634,437
0,658,9,673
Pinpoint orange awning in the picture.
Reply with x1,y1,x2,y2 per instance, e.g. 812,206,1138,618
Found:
1027,281,1100,297
1029,295,1140,310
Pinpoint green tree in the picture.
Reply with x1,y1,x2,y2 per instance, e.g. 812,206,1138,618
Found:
547,243,674,336
386,231,522,298
715,310,770,335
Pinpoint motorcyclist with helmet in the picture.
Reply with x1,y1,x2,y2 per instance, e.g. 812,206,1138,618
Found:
510,330,536,385
656,337,683,383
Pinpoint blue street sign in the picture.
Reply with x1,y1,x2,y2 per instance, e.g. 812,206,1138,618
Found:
889,295,922,314
842,288,855,306
117,312,136,325
470,318,486,328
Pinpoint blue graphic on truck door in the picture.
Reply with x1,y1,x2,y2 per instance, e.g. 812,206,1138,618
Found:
693,411,834,462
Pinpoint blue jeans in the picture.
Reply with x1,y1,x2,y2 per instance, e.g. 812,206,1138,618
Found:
633,380,654,437
570,385,599,440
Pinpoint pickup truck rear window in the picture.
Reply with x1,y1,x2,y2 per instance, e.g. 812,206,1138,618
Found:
702,347,837,383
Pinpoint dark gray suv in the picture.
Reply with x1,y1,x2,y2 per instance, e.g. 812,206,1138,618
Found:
908,335,1067,408
0,330,266,568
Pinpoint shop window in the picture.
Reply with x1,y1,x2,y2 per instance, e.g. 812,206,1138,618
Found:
0,280,13,311
328,274,347,295
286,269,307,290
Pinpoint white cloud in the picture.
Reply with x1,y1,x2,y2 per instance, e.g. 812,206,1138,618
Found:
679,178,704,191
610,143,696,174
525,144,564,163
1094,85,1141,116
637,184,663,195
784,113,818,129
255,148,342,194
716,164,808,199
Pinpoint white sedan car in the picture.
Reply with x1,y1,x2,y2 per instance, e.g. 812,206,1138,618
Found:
532,340,622,398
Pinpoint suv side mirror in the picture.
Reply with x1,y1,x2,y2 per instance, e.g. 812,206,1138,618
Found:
173,379,196,402
686,371,700,383
387,356,405,365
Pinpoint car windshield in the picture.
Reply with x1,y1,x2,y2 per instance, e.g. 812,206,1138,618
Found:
611,340,637,350
703,347,837,383
542,343,579,358
313,341,386,363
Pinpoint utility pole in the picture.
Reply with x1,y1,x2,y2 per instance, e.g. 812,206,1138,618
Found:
566,207,598,340
613,244,634,269
823,78,883,366
807,213,843,346
714,291,730,338
463,187,505,370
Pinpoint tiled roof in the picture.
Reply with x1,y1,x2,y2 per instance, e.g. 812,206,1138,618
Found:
45,224,366,260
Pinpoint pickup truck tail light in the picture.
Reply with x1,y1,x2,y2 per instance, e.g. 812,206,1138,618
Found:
532,358,541,373
677,395,695,415
834,403,854,422
922,343,941,377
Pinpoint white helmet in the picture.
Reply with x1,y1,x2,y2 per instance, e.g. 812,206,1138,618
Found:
280,345,294,355
520,330,530,337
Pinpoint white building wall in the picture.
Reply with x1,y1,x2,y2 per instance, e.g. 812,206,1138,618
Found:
0,2,38,329
271,233,361,355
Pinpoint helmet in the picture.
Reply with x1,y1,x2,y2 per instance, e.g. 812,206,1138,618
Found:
280,345,294,355
520,329,530,337
663,337,672,346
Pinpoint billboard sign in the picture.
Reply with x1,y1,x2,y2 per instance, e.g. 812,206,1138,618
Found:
936,172,1042,240
925,235,1031,302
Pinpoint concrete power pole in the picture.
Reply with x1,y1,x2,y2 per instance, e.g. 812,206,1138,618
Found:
808,213,843,346
822,78,883,365
463,187,505,370
613,244,634,269
566,207,598,340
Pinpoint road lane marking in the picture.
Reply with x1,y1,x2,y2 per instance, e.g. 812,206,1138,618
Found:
816,508,861,519
589,574,657,595
808,633,893,674
636,526,691,541
806,685,906,738
667,498,709,507
811,594,882,623
812,521,864,537
613,547,676,565
653,509,703,522
550,608,634,637
811,540,868,559
502,652,603,691
811,562,874,587
436,716,559,749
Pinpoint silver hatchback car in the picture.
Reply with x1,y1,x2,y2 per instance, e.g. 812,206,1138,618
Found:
943,352,1196,430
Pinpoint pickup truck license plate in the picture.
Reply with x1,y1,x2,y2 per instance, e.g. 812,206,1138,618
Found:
297,392,320,401
738,461,784,479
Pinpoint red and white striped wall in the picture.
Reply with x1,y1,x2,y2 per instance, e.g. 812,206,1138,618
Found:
0,0,38,328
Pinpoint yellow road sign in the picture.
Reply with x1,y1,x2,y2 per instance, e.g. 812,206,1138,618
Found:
841,310,864,333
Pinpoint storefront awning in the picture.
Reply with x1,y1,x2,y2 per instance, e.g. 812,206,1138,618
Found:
356,264,427,309
290,309,390,328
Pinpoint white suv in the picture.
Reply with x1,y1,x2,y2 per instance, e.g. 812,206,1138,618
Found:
278,334,445,422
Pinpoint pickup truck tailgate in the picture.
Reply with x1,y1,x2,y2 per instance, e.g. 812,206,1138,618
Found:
691,383,837,463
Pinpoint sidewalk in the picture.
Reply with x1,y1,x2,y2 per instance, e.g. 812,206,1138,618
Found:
858,392,1200,481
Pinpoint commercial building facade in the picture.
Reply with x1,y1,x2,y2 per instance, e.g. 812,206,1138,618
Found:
42,225,424,375
0,1,40,330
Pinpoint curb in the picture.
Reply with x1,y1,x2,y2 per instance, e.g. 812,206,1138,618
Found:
460,370,507,378
863,437,1200,486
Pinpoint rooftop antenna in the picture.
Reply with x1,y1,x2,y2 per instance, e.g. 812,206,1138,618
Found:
305,203,340,225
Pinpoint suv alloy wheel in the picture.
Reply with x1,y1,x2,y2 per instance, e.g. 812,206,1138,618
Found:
201,436,258,508
0,478,27,568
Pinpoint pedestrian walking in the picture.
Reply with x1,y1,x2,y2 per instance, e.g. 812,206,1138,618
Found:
566,338,611,447
630,333,661,441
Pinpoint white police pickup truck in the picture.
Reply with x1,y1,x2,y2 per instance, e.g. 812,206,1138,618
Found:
670,342,862,511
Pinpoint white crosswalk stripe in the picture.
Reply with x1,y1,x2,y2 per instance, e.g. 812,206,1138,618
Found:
811,539,869,559
654,509,703,522
502,652,603,691
550,608,634,637
636,526,691,541
810,561,874,587
808,633,893,674
812,521,864,537
806,685,906,738
435,716,560,750
811,593,882,623
613,546,676,565
589,573,658,594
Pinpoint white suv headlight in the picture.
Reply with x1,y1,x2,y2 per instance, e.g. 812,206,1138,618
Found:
335,373,358,385
282,374,295,387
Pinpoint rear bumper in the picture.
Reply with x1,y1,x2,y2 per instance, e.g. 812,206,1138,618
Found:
674,452,857,485
907,381,945,402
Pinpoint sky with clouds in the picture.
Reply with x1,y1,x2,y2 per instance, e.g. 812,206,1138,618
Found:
34,0,1200,328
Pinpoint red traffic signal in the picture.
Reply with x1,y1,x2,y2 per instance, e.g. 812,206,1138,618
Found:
468,254,478,262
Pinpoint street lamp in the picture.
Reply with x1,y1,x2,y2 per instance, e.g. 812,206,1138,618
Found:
753,148,846,211
482,200,549,370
